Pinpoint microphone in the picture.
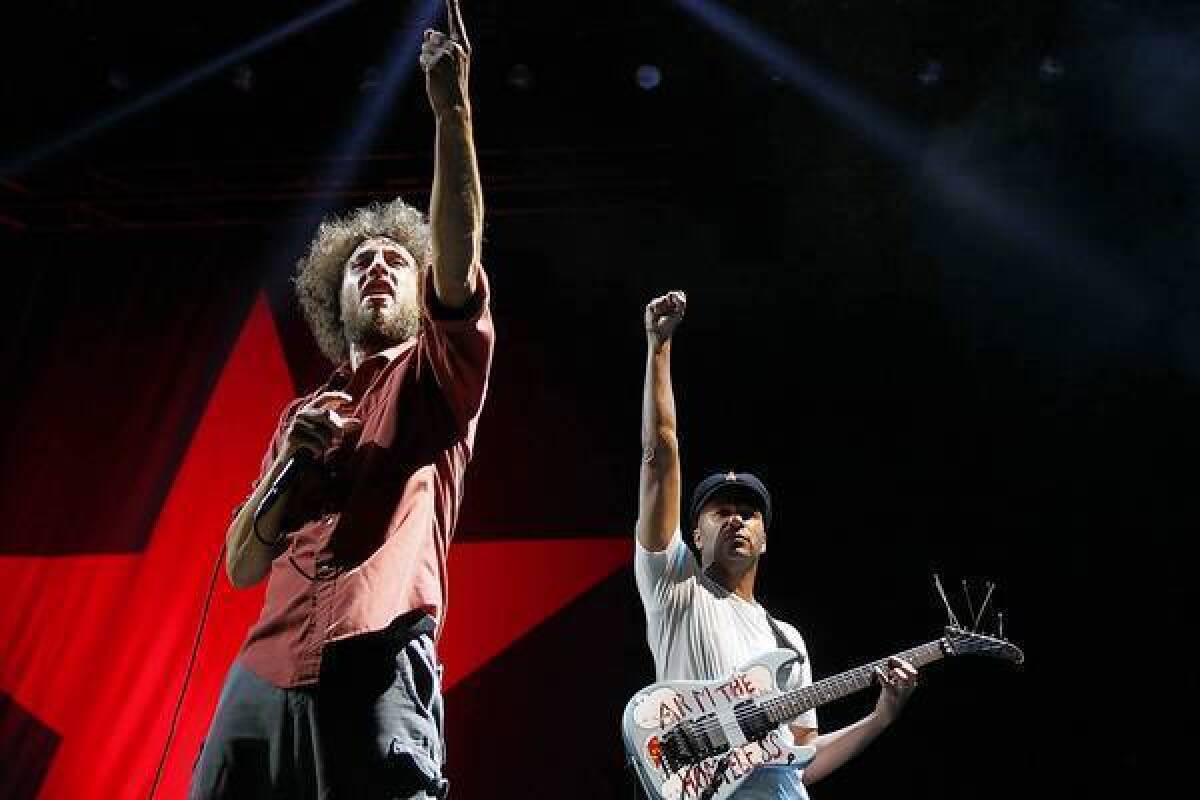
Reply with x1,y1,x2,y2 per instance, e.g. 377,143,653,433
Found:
255,448,319,524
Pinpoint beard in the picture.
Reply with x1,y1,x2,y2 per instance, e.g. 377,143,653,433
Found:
342,297,421,353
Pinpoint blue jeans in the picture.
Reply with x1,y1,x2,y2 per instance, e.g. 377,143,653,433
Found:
734,766,810,800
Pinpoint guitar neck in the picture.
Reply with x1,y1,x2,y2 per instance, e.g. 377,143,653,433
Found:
763,639,948,728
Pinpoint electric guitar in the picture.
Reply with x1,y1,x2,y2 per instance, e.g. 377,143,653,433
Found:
622,626,1023,800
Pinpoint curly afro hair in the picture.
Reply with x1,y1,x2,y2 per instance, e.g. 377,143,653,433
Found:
294,197,432,363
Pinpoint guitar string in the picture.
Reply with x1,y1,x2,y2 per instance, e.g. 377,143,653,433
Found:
670,633,1014,765
677,642,946,754
716,645,938,733
659,636,1012,782
686,662,902,750
674,634,1009,747
658,646,940,792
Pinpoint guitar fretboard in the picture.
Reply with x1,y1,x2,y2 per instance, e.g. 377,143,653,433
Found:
762,639,947,727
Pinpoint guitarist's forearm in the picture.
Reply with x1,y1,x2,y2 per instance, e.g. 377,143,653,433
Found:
800,712,891,785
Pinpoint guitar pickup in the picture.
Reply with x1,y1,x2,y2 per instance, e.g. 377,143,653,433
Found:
734,699,773,742
662,714,727,770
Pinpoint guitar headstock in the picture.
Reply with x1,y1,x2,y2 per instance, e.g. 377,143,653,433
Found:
931,573,1024,665
943,626,1025,665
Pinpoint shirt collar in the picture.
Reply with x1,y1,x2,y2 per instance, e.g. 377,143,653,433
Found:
327,340,414,389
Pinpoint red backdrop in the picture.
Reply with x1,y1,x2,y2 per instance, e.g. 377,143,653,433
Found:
0,289,631,799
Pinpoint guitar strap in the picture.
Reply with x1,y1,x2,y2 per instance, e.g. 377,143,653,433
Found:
765,612,806,666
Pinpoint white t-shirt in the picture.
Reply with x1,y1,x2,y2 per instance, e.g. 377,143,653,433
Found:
635,530,819,732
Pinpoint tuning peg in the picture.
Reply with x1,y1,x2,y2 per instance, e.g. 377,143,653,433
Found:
932,572,962,628
961,579,976,631
972,581,996,631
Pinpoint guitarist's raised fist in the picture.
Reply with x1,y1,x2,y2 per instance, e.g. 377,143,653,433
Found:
645,290,686,343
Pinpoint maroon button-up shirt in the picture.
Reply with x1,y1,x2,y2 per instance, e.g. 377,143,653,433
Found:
237,269,494,688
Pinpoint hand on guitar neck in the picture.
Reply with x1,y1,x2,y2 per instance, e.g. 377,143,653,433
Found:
873,655,920,724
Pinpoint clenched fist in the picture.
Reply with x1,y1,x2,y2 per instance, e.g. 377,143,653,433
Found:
282,391,362,463
645,290,687,343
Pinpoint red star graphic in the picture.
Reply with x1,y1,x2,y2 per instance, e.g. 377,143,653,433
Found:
0,295,629,798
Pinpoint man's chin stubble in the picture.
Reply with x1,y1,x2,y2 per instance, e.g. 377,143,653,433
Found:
346,304,419,349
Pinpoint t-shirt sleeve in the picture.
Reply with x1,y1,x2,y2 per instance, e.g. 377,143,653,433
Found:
634,529,698,613
420,267,495,445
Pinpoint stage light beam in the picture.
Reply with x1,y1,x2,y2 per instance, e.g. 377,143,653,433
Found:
327,0,442,177
270,0,442,285
671,0,1155,325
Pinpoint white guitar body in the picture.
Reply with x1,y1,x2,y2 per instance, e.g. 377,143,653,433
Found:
622,626,1025,800
622,649,814,800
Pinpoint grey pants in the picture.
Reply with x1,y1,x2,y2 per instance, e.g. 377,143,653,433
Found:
191,625,447,800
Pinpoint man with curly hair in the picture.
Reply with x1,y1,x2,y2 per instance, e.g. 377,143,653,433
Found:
191,3,489,798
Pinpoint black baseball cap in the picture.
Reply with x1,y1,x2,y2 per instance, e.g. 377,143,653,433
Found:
688,471,773,531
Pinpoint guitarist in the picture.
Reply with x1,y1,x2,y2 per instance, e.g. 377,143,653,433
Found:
635,290,920,798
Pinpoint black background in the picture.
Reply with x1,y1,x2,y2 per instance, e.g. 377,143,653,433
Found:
3,1,1199,797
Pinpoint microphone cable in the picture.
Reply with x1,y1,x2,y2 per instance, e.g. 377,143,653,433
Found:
147,539,225,800
251,450,340,584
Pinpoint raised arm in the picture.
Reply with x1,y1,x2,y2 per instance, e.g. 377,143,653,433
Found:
636,291,687,552
421,0,482,309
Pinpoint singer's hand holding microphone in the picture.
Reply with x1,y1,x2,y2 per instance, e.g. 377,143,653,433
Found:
281,391,362,463
255,392,362,542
